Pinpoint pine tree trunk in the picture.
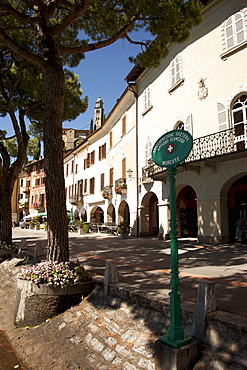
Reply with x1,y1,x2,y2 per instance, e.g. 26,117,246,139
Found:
42,62,69,262
0,178,13,246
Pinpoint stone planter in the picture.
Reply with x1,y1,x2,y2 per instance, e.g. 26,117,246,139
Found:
0,247,17,258
78,228,85,235
35,224,40,230
14,279,94,327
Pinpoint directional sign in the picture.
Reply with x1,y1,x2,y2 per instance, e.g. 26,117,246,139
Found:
152,130,193,168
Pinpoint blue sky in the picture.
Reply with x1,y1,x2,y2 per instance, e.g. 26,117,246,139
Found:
1,36,144,135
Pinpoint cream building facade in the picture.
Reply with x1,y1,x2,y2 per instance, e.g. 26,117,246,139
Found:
64,0,247,244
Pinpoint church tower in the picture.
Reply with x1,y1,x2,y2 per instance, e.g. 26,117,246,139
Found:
94,97,104,130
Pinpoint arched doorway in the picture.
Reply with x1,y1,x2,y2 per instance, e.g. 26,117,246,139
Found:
74,209,80,223
107,203,116,223
140,192,159,236
80,208,87,222
227,175,247,243
90,206,104,224
177,185,197,237
118,201,130,225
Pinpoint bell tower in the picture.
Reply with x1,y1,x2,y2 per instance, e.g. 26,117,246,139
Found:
94,97,104,130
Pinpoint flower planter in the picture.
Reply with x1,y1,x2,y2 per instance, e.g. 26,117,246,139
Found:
78,228,85,235
14,279,94,327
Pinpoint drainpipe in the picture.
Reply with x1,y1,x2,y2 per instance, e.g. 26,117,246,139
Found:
128,83,139,237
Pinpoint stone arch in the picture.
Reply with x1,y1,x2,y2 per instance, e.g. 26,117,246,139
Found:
80,208,87,222
140,192,159,236
221,174,247,243
90,206,104,224
74,209,80,222
176,185,197,238
107,203,116,223
118,201,130,225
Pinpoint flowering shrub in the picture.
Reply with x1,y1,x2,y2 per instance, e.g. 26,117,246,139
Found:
18,261,91,287
0,241,16,250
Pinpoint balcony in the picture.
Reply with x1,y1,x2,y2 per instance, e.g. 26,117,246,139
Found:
102,186,113,199
33,202,45,212
20,186,29,193
142,125,247,182
69,194,83,205
115,178,127,194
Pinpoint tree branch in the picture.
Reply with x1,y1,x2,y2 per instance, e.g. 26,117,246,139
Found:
0,2,34,25
56,13,139,54
125,34,148,48
0,29,44,69
50,0,90,35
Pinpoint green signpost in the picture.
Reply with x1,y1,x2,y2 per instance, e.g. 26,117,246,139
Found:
152,129,193,348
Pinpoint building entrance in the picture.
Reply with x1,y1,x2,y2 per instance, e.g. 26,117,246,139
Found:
228,175,247,243
177,185,197,238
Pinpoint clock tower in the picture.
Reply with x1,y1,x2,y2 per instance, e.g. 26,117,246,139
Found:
94,97,104,130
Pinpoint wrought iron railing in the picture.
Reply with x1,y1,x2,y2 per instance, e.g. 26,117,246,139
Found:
142,125,247,181
69,194,83,204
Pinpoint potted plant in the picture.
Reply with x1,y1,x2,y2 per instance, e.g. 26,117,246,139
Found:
29,220,36,229
0,241,17,258
34,221,40,230
15,261,93,327
117,221,130,239
76,220,85,234
115,186,121,194
120,183,127,193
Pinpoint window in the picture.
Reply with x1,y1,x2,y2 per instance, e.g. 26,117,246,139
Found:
109,167,114,187
144,139,153,166
100,173,105,191
84,157,89,169
225,12,246,50
184,115,193,135
78,180,83,195
143,85,152,113
168,54,184,93
171,56,181,85
122,157,126,179
232,94,247,151
90,150,95,165
175,115,193,135
217,103,228,131
99,143,106,160
89,178,95,194
109,131,113,148
122,116,126,136
71,160,74,174
84,179,87,193
66,164,69,176
75,164,78,174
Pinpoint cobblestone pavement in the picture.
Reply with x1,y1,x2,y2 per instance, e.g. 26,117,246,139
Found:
0,229,247,369
0,258,160,370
